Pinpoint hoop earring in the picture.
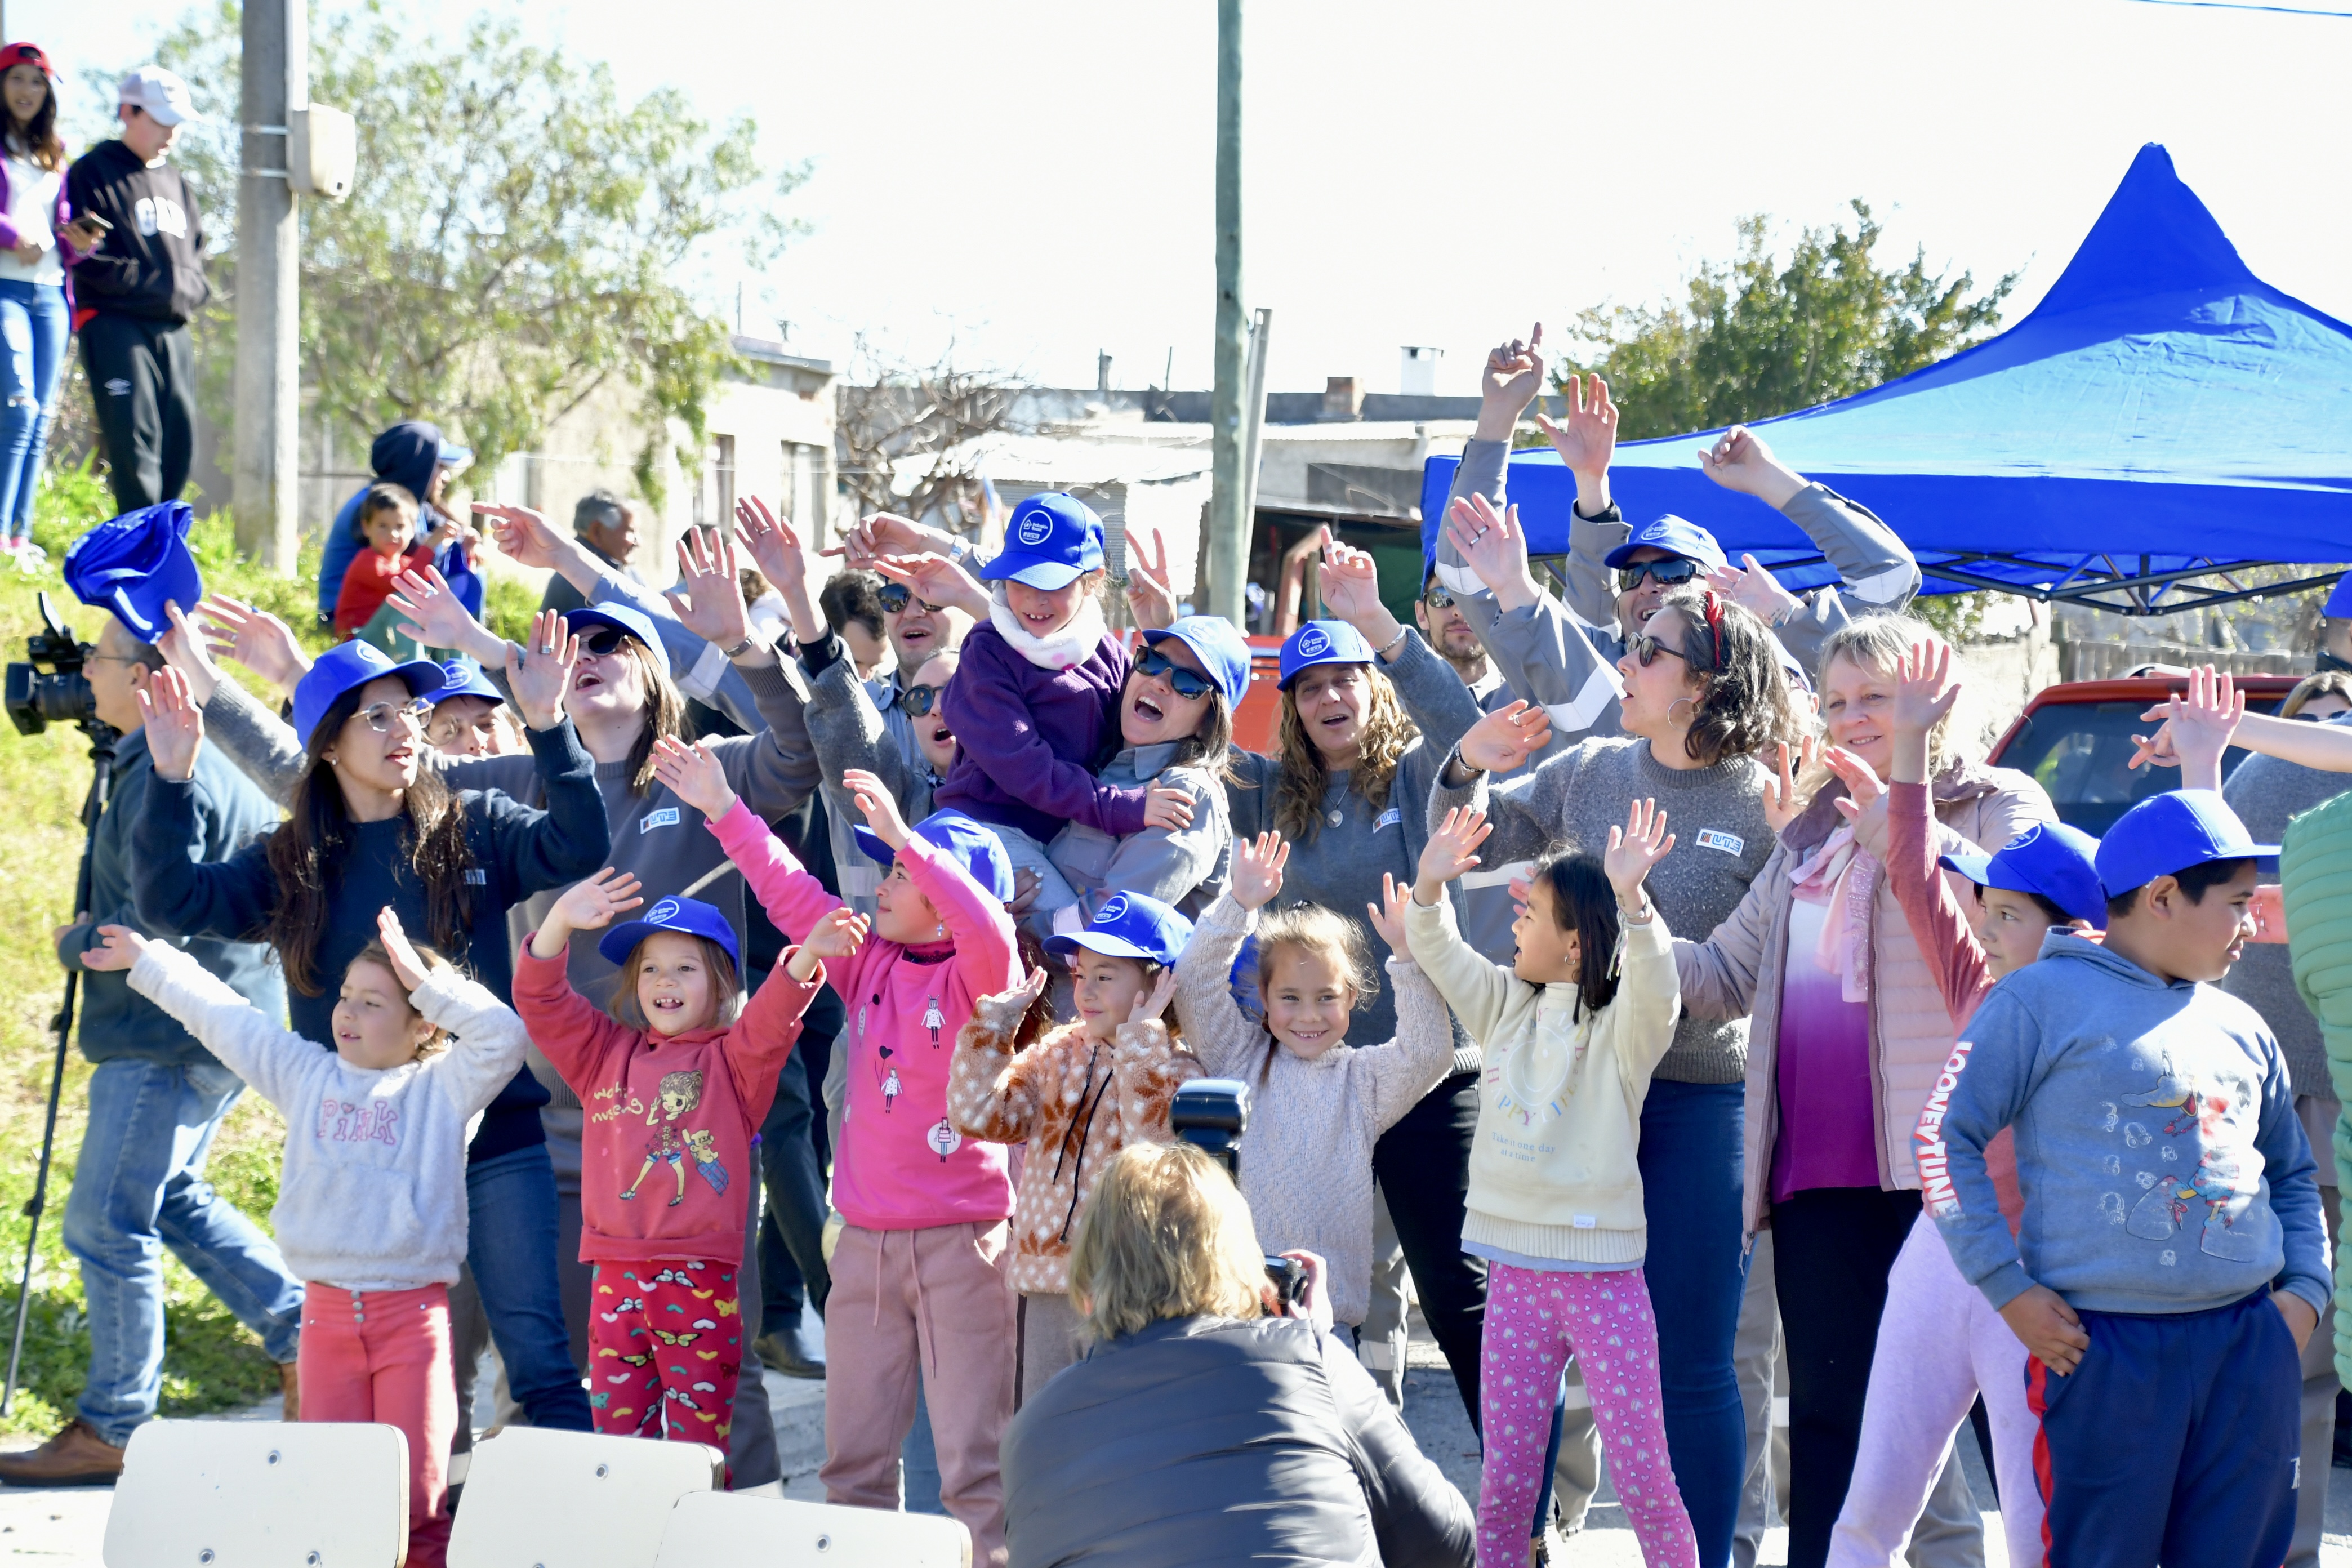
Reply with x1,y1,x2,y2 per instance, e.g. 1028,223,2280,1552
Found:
1667,697,1698,725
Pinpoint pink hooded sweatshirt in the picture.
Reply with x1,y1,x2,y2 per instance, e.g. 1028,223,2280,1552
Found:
710,801,1018,1231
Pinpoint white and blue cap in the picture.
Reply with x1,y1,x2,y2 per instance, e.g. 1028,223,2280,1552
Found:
1044,891,1194,966
2094,789,2278,898
1277,619,1376,691
595,894,741,973
291,640,448,746
564,600,671,678
979,493,1104,590
1602,514,1728,574
431,657,505,706
1941,821,2108,930
853,809,1017,903
1140,614,1253,706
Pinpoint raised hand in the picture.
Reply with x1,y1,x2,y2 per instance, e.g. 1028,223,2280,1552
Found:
474,503,563,572
1477,325,1547,427
1533,372,1617,481
387,562,497,661
1122,527,1178,630
1441,493,1539,611
843,768,911,850
1316,537,1390,630
2129,665,2243,792
651,735,740,821
1128,967,1179,1024
1603,797,1675,901
156,602,221,705
1230,830,1289,911
1006,867,1043,917
195,594,311,697
1000,965,1053,1019
1365,872,1413,952
1696,425,1805,509
505,609,579,732
80,924,150,972
1762,736,1822,834
733,496,805,589
548,868,645,936
823,511,952,569
376,907,433,993
1416,806,1493,903
803,907,872,961
136,667,206,782
1457,700,1553,776
1705,553,1802,625
665,529,753,652
1824,745,1891,859
871,551,990,620
1143,784,1197,832
1891,639,1960,740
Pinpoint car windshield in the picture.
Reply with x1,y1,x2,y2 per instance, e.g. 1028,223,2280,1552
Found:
1998,698,2274,835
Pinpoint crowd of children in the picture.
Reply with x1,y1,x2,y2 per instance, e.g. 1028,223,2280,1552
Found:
20,352,2344,1568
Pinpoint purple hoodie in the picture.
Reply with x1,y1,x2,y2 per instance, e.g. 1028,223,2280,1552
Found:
933,622,1148,844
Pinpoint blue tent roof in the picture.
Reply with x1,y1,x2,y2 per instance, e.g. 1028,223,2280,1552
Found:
1419,144,2352,613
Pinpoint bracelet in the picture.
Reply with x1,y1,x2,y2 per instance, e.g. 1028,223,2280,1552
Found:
720,634,759,660
1617,892,1653,922
1770,598,1805,628
1378,625,1410,657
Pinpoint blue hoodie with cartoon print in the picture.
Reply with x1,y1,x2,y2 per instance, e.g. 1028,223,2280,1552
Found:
1925,930,2329,1319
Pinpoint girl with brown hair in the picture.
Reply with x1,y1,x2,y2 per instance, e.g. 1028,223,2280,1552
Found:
0,41,74,562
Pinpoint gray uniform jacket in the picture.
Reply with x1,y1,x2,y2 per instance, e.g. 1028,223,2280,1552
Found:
1049,740,1233,922
796,635,938,915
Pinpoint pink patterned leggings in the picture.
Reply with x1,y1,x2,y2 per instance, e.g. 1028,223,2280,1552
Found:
1478,1262,1697,1568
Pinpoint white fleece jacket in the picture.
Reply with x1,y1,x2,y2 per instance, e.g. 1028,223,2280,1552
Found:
127,943,530,1290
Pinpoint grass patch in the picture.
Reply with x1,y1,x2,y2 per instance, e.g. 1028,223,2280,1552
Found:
0,464,337,1433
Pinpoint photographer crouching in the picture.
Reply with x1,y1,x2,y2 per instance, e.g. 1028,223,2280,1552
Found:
0,518,302,1485
1001,1141,1473,1567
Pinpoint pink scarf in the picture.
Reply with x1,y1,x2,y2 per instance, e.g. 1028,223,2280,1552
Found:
1790,826,1877,1003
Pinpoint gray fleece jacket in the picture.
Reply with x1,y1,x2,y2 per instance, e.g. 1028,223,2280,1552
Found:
1050,740,1233,921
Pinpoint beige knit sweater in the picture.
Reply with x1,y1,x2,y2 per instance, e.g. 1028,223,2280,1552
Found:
1171,893,1456,1325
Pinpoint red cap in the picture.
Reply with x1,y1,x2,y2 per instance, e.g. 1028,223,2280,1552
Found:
1,43,55,79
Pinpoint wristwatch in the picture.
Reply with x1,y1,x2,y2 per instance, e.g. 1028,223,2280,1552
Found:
721,634,760,660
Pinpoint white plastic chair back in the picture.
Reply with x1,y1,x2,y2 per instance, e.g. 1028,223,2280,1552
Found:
104,1419,409,1568
446,1427,720,1568
654,1489,971,1568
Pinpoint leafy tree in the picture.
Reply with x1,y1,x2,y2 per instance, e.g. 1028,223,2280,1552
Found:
1562,202,2016,440
88,2,802,502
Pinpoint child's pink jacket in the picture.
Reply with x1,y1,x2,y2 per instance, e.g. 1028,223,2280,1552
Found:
710,801,1019,1231
516,935,819,1264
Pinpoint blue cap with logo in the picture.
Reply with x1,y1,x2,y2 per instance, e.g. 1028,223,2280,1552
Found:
62,500,204,644
1277,618,1377,691
2094,789,2279,898
291,640,448,746
979,493,1104,590
1044,890,1195,966
562,600,671,678
1941,820,2109,930
431,657,505,706
1141,614,1253,707
595,894,741,973
1602,514,1729,575
854,809,1017,903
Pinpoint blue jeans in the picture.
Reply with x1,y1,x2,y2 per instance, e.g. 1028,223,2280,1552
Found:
463,1143,591,1431
759,1042,832,1323
62,1058,306,1446
0,279,67,542
1636,1077,1752,1568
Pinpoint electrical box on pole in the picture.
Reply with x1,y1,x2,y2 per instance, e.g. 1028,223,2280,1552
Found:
290,105,356,201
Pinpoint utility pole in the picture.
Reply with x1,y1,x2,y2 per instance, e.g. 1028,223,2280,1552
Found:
233,0,304,572
1240,308,1272,524
1205,0,1248,627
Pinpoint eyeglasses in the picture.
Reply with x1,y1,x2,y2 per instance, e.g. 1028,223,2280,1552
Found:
1135,648,1218,701
355,697,434,733
1420,587,1456,611
580,627,640,657
877,583,943,615
896,681,946,719
1616,557,1701,593
1624,631,1687,669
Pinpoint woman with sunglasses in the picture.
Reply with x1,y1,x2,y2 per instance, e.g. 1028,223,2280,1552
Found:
130,633,611,1440
1432,585,1796,1568
1671,616,2051,1568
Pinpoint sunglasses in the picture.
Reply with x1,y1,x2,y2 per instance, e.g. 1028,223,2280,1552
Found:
877,583,943,615
896,681,946,719
1624,631,1688,669
356,697,434,733
580,626,641,657
1616,557,1701,593
1420,587,1456,611
1135,648,1218,701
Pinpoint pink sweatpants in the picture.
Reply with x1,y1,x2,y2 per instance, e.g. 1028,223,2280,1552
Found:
1479,1263,1696,1568
823,1221,1017,1568
299,1282,456,1568
1826,1211,2043,1568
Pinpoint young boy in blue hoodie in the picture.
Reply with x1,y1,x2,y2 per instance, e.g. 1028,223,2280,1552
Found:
1928,787,2328,1568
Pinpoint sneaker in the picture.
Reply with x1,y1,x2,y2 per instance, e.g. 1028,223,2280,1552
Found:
12,540,45,572
0,1419,127,1486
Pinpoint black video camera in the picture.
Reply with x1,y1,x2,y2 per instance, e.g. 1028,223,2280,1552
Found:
1170,1077,1250,1180
5,592,104,738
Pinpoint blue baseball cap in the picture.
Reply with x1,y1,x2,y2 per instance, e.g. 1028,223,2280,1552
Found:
291,640,448,746
979,493,1104,590
431,657,505,706
563,601,671,678
1603,515,1729,575
1277,619,1377,691
853,809,1017,903
2324,574,2352,620
1141,614,1252,707
595,894,741,973
2094,789,2279,898
62,500,203,644
1044,890,1194,965
1941,821,2109,930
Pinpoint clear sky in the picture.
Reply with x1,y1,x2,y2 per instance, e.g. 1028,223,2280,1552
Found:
37,0,2352,400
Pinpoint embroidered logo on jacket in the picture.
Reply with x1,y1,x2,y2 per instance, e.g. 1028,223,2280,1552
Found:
641,808,681,832
1374,807,1402,832
1694,828,1745,855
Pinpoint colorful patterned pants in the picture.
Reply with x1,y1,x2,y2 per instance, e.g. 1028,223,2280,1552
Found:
1478,1262,1696,1568
586,1258,742,1460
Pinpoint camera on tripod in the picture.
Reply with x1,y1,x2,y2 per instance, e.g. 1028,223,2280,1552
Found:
5,591,105,738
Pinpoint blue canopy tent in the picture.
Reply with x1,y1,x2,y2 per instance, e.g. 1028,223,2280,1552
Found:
1419,144,2352,614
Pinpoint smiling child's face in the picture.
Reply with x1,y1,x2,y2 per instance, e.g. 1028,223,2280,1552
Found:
1263,943,1353,1062
635,931,716,1036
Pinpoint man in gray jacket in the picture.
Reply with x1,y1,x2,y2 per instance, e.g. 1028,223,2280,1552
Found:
0,616,302,1487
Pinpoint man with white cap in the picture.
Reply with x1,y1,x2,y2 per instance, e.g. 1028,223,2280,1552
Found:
65,66,210,513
